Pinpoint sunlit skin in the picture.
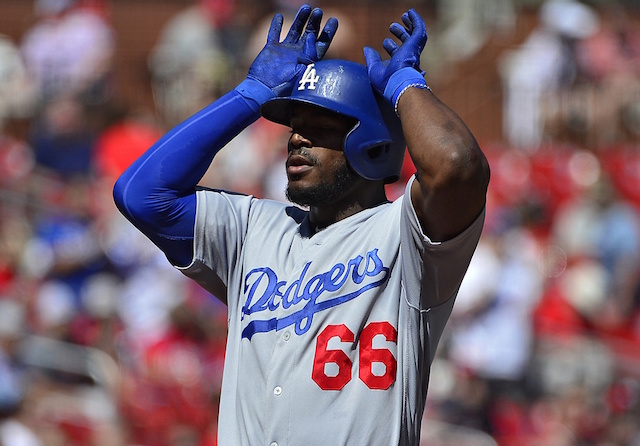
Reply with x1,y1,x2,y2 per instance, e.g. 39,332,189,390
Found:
285,103,388,232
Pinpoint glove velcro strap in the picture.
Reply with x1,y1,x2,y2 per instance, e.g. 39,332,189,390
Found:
235,78,277,112
383,67,428,116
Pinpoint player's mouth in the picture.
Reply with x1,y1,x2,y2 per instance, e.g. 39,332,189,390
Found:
286,154,314,177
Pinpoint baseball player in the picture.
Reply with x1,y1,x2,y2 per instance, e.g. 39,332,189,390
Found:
114,4,490,445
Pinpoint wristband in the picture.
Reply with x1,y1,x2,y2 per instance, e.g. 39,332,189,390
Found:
235,78,277,112
382,67,429,116
394,82,430,116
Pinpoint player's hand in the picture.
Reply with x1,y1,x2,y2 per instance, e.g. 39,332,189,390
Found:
363,9,428,113
247,5,338,97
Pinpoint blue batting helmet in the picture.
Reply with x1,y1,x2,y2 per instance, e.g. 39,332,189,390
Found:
260,59,406,183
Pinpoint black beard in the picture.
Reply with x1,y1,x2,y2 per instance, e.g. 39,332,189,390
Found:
286,161,360,207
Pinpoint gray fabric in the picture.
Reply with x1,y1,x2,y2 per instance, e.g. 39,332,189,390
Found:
178,176,484,446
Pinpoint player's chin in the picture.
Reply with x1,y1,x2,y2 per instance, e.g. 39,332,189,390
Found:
285,180,306,197
286,181,319,207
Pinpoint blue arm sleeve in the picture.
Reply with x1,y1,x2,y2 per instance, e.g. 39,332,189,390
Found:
113,83,271,266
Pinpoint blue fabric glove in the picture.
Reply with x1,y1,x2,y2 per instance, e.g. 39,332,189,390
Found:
363,9,428,115
238,4,338,106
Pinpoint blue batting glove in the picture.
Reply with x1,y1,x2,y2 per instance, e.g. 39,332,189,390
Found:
364,9,428,115
237,5,338,107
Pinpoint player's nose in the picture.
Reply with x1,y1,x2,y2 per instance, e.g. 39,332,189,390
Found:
288,132,312,152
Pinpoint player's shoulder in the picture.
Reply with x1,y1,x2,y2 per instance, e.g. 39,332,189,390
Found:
196,188,306,220
247,197,308,227
253,198,306,219
336,199,402,232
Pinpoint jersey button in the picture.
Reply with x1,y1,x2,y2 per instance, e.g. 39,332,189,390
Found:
283,332,291,341
270,442,278,446
273,386,282,396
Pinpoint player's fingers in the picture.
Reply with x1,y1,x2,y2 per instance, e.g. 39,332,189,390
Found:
316,17,338,59
389,23,410,43
407,9,427,46
382,38,399,57
304,7,323,37
363,46,382,69
285,4,312,43
267,13,284,43
401,12,413,33
300,31,317,63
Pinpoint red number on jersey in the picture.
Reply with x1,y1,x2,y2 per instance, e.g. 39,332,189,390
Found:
312,322,397,390
312,324,354,390
359,321,397,390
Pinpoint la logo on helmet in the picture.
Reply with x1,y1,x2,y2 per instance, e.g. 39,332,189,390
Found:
298,64,320,90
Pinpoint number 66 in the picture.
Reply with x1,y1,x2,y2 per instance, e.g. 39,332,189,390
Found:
312,322,397,391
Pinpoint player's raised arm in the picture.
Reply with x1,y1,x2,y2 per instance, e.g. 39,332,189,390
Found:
113,5,338,265
364,9,490,242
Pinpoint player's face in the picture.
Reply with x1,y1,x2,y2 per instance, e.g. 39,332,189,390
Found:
285,105,361,207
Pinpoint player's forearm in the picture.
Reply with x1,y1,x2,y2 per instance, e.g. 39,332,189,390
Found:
117,87,265,194
399,87,490,238
399,87,486,185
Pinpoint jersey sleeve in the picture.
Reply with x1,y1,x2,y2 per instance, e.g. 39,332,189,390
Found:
400,175,485,310
176,188,255,302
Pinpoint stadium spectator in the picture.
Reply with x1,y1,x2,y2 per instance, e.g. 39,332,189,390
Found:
20,0,115,104
499,0,599,149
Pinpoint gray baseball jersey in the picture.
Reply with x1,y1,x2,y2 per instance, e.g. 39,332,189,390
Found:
178,176,484,446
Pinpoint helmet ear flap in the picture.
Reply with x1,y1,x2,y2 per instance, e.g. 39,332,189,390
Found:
366,144,390,160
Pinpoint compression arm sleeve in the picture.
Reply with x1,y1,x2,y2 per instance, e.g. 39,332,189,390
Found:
113,84,268,266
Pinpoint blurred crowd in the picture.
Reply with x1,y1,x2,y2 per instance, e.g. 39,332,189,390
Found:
0,0,639,445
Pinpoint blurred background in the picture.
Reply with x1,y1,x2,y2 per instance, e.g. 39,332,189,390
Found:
0,0,639,445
